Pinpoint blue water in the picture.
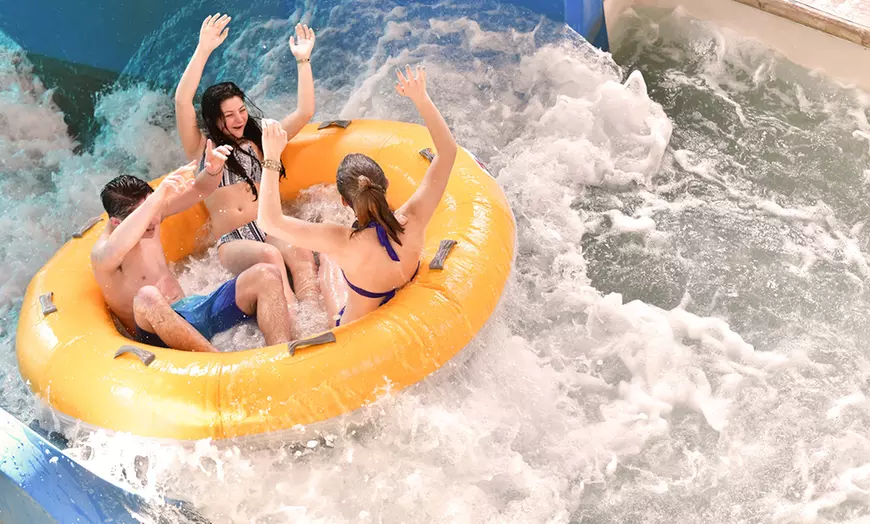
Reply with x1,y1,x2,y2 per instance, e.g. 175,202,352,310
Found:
3,1,870,522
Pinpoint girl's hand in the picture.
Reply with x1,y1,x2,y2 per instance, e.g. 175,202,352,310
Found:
199,13,231,53
289,24,316,61
204,139,233,175
395,64,428,104
261,119,288,161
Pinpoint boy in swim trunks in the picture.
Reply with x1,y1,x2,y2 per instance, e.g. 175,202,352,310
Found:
91,149,292,352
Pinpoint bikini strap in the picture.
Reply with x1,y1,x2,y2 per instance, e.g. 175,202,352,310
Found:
351,221,401,262
342,271,395,300
340,261,420,310
340,222,409,303
372,223,401,262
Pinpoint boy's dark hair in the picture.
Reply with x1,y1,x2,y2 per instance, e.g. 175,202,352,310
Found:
100,175,154,220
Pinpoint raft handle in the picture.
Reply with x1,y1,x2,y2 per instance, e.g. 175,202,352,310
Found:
318,120,352,130
429,240,457,270
72,216,103,239
39,293,57,316
114,345,156,366
419,148,434,162
288,332,337,356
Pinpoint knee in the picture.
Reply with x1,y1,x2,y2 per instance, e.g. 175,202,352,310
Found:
290,247,316,266
248,263,283,286
261,245,285,267
133,286,163,312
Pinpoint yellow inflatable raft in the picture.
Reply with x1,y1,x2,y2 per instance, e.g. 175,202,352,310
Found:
16,120,515,441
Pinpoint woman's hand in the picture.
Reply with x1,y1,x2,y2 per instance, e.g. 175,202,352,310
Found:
204,139,233,175
199,13,231,53
261,119,288,161
395,64,429,104
289,24,316,61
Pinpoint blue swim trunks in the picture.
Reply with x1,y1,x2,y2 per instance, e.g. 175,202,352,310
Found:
135,277,250,348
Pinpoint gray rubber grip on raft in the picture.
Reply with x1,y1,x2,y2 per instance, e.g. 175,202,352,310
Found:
419,148,434,162
39,293,57,316
288,332,337,356
317,120,352,130
114,345,156,366
429,240,457,270
72,216,103,239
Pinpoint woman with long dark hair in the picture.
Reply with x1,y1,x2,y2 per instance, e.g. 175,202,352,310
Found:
257,65,458,326
174,13,318,310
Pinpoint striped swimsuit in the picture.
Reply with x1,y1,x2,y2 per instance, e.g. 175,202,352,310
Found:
200,142,267,247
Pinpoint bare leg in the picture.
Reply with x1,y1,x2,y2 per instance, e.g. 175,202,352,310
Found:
265,236,319,303
318,253,347,323
133,286,218,353
218,239,296,307
234,264,293,345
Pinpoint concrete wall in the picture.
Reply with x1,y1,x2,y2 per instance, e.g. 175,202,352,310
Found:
607,0,870,90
